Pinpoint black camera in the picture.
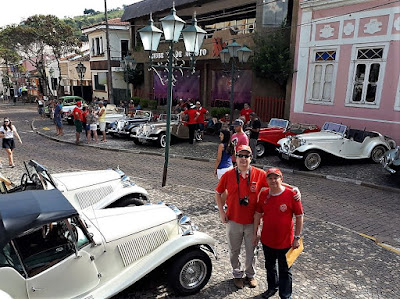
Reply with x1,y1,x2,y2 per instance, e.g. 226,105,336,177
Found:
239,196,249,206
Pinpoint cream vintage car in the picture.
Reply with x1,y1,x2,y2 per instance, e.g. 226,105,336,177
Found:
0,189,215,298
277,122,395,170
11,160,149,210
130,114,202,148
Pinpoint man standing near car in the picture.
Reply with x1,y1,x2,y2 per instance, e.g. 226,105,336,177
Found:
98,101,107,142
246,112,261,163
73,101,83,144
181,103,197,144
195,101,208,140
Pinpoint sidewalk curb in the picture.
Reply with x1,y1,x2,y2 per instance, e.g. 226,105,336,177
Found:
32,120,400,194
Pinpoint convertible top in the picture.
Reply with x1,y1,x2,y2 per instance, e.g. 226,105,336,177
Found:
0,189,77,248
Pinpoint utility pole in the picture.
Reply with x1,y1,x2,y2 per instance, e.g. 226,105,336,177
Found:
104,0,114,104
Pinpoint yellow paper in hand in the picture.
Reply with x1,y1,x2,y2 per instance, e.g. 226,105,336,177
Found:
285,237,304,268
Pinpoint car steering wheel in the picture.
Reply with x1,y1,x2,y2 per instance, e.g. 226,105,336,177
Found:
20,173,29,191
31,174,43,190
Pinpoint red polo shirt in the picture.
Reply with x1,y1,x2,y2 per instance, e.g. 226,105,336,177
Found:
256,187,304,249
215,167,268,224
240,108,253,123
184,109,198,125
196,107,208,124
73,106,83,121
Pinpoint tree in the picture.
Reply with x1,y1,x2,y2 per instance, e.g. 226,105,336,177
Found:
251,27,293,87
84,9,97,15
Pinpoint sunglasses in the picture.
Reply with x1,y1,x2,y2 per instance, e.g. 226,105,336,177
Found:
4,120,9,123
236,154,251,159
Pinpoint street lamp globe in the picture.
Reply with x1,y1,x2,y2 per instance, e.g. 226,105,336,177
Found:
75,62,86,79
181,13,207,55
160,5,185,42
124,54,137,70
138,13,163,52
237,46,253,63
227,40,241,58
219,49,230,64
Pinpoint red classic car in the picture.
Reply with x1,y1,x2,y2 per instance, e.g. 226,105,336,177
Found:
256,118,320,157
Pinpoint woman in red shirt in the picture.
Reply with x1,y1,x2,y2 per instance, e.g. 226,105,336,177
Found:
182,104,198,144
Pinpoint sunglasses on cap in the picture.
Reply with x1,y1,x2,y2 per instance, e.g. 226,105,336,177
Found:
236,153,251,159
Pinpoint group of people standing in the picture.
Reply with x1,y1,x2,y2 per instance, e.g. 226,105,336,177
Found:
72,101,106,144
214,103,304,299
179,100,209,144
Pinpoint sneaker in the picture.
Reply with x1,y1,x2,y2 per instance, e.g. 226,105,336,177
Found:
262,289,278,298
233,278,244,289
245,276,258,288
9,165,15,168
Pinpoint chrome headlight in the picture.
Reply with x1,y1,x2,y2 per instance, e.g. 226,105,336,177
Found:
150,124,155,130
139,124,144,128
168,204,198,235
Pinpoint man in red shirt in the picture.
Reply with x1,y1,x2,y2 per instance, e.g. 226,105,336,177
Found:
215,145,267,289
195,101,208,140
240,103,253,125
253,168,304,299
181,103,198,144
73,101,83,144
230,119,249,165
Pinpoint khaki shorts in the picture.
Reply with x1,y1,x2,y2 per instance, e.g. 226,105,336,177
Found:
99,122,106,132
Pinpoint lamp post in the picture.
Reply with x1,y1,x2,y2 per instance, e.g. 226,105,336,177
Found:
75,62,86,99
120,54,137,100
138,5,206,186
219,40,252,125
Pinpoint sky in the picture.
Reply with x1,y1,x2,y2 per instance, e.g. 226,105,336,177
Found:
0,0,142,28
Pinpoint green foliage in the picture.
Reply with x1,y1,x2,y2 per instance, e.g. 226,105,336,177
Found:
251,27,293,87
148,100,158,110
210,107,231,118
131,96,141,106
124,63,144,89
140,99,148,108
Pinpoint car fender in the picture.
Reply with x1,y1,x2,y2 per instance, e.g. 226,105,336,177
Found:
362,138,389,157
86,232,216,299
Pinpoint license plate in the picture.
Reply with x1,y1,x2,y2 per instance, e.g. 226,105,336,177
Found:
282,153,289,160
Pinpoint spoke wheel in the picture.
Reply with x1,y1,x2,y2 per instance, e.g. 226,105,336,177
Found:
303,151,322,171
371,145,386,163
158,133,166,148
256,142,266,157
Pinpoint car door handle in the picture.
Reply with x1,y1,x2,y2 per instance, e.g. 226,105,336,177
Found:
32,287,43,292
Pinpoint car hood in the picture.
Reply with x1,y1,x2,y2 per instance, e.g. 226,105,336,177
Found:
259,127,284,135
52,169,122,191
294,131,343,141
84,204,177,243
62,105,76,113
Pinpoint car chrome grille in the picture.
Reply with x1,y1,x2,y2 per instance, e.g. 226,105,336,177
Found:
118,229,169,267
117,120,126,130
75,185,114,209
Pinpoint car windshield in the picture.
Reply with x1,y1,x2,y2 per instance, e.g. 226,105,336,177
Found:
135,110,150,118
158,114,178,121
25,160,57,190
322,122,347,134
268,118,288,129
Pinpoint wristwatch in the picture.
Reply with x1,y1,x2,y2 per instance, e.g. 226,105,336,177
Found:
294,235,301,240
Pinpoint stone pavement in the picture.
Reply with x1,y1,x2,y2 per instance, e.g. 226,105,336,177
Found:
2,104,400,298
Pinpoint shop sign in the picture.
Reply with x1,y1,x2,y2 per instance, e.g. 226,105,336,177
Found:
151,49,208,60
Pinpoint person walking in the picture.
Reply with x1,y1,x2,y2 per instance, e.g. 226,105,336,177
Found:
53,100,64,136
86,107,98,144
246,112,261,163
73,101,83,144
253,168,304,299
0,118,22,168
181,103,197,144
98,101,107,142
195,101,208,140
230,119,249,165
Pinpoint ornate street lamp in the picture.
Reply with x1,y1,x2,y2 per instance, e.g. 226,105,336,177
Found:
219,40,252,125
75,62,86,99
120,54,137,100
138,4,206,186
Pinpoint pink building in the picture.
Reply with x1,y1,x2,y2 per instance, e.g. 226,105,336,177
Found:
290,0,400,143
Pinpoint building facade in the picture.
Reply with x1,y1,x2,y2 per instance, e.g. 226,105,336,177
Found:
82,18,131,104
291,0,400,142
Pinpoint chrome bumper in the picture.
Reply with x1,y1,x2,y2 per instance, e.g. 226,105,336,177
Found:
131,134,157,141
276,147,303,160
108,129,129,135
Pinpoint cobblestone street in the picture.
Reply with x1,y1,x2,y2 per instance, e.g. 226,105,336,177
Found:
1,104,400,298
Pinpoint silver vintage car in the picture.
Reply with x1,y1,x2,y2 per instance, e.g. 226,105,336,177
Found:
277,122,395,170
380,146,400,174
130,114,201,147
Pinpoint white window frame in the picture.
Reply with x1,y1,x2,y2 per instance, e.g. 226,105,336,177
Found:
345,43,388,109
306,47,339,105
395,72,400,111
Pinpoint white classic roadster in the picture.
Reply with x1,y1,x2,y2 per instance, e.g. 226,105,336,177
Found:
0,189,215,298
277,122,395,170
2,160,149,210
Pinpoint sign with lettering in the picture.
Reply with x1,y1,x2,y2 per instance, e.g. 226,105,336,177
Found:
151,49,208,60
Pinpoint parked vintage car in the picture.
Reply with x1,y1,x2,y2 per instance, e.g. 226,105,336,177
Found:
60,96,86,124
102,104,126,131
130,114,202,147
0,189,215,298
380,146,400,174
108,110,154,138
1,160,149,210
277,122,395,170
256,118,320,157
